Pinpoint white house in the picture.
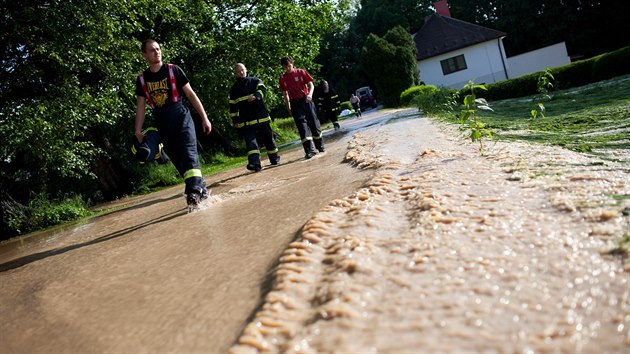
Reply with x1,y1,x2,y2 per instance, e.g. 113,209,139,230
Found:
506,42,570,78
413,2,570,89
413,12,508,89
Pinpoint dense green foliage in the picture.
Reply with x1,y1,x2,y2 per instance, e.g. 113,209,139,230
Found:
409,86,458,115
400,85,439,107
477,46,630,101
1,0,627,239
361,26,418,107
317,0,436,97
339,101,353,112
448,0,629,58
0,0,348,239
401,86,430,106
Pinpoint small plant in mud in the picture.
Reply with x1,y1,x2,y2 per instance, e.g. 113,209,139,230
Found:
530,68,555,123
457,81,493,155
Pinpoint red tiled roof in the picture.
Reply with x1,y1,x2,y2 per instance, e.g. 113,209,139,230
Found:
414,13,506,60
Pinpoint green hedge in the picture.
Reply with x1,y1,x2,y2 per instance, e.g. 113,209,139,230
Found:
478,45,630,101
400,85,438,106
408,86,458,115
340,101,353,111
591,46,630,81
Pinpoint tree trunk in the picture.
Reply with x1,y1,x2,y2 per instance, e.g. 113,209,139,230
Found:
87,127,133,200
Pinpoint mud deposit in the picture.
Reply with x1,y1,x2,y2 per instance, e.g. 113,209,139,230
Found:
1,109,627,353
230,115,629,353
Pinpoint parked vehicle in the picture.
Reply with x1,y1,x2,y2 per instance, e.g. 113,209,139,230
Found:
355,86,377,111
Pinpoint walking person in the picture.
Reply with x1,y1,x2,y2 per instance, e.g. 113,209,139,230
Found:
229,63,280,172
350,93,362,118
279,56,324,159
315,80,341,130
134,39,211,209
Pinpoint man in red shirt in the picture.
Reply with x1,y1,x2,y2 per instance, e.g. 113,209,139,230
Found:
279,56,324,159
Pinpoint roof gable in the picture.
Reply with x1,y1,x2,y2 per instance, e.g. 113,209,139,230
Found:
414,13,506,60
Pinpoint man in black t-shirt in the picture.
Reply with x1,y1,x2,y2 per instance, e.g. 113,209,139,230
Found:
134,39,211,209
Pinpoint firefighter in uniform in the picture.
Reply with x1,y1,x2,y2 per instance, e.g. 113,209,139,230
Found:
134,39,211,208
316,80,341,130
229,63,280,172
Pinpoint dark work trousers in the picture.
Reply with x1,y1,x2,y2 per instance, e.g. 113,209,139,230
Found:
238,123,280,167
156,104,205,195
290,97,324,154
321,109,339,124
352,102,362,117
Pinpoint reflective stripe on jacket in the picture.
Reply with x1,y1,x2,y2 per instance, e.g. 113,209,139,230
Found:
229,76,271,128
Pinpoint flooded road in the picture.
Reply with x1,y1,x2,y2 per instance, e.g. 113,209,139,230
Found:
1,108,628,353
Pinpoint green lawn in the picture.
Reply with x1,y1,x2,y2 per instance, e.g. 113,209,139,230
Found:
439,75,630,159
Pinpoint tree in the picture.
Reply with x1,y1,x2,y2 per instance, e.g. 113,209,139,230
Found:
353,0,433,38
0,0,342,238
315,1,358,97
317,0,434,96
449,0,630,58
360,26,419,107
1,0,149,198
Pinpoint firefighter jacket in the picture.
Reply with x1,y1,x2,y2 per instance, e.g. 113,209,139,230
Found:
229,76,271,128
130,127,169,165
316,87,341,114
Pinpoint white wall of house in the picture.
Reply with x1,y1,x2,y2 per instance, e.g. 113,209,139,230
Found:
417,39,508,89
506,42,570,78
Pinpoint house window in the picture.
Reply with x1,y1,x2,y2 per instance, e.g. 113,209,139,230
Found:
440,55,467,75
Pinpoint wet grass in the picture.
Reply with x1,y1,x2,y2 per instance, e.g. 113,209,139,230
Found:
437,75,630,159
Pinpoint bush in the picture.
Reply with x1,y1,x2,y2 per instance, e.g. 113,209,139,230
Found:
481,74,539,101
361,26,419,107
552,59,594,89
412,86,458,115
591,46,630,81
4,194,92,235
400,85,438,106
129,163,180,194
340,101,353,111
479,45,630,100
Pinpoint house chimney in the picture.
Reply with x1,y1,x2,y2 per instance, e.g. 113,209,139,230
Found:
434,0,451,17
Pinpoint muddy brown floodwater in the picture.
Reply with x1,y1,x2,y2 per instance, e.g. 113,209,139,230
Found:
1,108,628,353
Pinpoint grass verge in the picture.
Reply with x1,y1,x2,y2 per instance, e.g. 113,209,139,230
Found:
436,75,630,161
